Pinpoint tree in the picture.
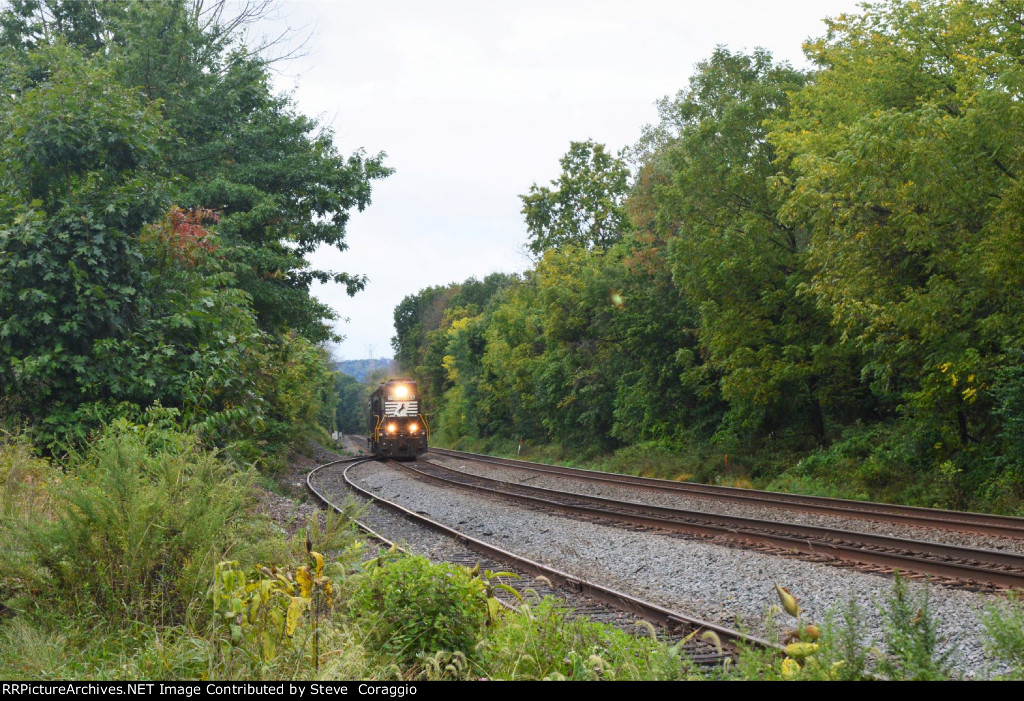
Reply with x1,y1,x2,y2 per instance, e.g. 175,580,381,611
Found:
0,1,390,453
771,0,1024,460
520,140,630,256
0,0,392,343
636,47,858,447
333,372,367,435
0,45,169,426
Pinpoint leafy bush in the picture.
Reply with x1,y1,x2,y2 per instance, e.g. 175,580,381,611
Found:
350,554,488,665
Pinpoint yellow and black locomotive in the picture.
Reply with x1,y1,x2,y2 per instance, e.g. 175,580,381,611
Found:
367,378,428,459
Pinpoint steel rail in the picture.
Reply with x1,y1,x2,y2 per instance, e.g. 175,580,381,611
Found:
406,458,1024,590
306,456,401,549
315,457,777,654
428,447,1024,539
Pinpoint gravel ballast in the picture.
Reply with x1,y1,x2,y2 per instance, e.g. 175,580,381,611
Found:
349,459,1013,678
305,446,684,637
426,453,1024,555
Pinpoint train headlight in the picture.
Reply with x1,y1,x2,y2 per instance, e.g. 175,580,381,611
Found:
387,423,397,433
409,423,418,433
394,385,409,398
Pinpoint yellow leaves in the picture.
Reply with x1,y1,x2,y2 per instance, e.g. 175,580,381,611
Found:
296,565,313,598
317,576,334,609
441,354,458,382
775,583,802,618
785,641,819,659
772,584,833,678
261,630,276,660
286,595,310,636
310,550,325,577
214,553,337,663
939,363,985,401
784,624,821,642
781,657,802,679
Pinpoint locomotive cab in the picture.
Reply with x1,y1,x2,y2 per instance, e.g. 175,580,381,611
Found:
368,378,428,459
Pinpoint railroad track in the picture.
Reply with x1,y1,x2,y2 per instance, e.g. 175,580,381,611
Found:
427,447,1024,540
307,457,774,664
403,457,1024,590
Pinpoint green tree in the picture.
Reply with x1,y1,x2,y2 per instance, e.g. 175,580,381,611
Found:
520,140,631,256
637,47,858,448
333,372,367,435
771,0,1024,470
0,45,169,428
0,0,392,344
0,1,389,454
391,274,519,423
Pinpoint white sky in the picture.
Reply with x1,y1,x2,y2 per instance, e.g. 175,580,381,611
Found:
253,0,864,362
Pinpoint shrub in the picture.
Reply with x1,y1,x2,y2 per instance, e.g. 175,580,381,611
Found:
350,555,488,665
7,419,254,624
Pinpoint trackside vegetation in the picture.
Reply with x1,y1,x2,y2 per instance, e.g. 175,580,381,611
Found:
393,0,1024,515
2,423,1023,680
0,0,389,463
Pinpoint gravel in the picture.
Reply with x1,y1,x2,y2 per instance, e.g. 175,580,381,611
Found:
426,453,1024,555
349,459,1014,679
304,443,679,639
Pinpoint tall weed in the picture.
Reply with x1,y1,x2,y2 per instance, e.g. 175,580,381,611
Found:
982,592,1024,679
876,574,953,680
7,420,254,624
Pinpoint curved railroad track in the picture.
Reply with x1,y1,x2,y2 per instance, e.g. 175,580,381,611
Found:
307,457,775,663
427,447,1024,540
398,456,1024,590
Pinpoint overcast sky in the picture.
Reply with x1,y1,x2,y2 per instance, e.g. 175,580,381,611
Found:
253,0,864,362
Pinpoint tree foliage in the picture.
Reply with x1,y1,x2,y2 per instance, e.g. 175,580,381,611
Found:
0,0,389,456
636,48,855,446
771,0,1024,479
520,140,631,256
394,1,1024,510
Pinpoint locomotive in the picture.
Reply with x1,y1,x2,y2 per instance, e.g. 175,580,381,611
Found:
367,378,428,459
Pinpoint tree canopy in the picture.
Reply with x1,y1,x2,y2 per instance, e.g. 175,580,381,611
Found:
0,0,389,457
520,140,631,256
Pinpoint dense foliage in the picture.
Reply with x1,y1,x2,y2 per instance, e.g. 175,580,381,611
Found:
0,0,389,457
393,0,1024,512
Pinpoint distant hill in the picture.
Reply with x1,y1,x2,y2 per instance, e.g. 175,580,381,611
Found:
331,357,398,383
